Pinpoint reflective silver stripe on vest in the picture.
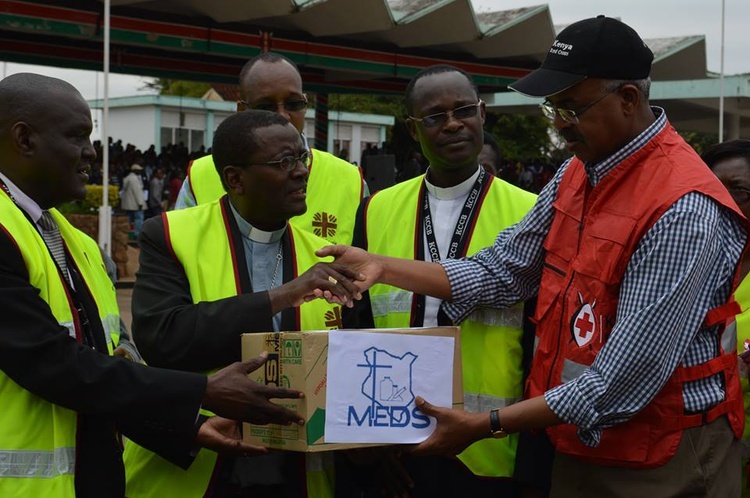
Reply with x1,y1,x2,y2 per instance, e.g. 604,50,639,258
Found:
560,325,736,384
101,313,120,347
59,321,76,339
59,313,119,346
463,392,520,413
561,359,588,384
0,447,76,478
722,321,737,353
468,306,523,329
371,291,412,317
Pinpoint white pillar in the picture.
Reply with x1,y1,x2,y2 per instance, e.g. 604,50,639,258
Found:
97,0,112,256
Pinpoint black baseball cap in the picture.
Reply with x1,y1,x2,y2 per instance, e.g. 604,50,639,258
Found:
509,15,654,98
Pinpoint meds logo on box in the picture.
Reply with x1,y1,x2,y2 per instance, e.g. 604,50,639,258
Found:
346,346,430,429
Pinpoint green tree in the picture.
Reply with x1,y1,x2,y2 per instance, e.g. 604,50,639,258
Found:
485,112,553,162
142,78,211,98
326,94,406,119
679,130,720,156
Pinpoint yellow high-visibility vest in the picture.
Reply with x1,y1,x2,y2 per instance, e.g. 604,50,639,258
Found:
124,198,340,498
0,189,120,496
365,174,536,477
187,149,363,244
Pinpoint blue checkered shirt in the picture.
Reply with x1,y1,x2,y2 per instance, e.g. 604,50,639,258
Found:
440,108,746,446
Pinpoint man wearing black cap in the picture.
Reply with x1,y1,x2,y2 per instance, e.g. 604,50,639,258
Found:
319,16,749,497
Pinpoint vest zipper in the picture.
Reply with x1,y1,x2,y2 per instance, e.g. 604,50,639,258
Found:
546,186,589,390
543,262,565,276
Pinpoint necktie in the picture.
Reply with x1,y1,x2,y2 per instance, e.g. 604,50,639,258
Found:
38,210,71,284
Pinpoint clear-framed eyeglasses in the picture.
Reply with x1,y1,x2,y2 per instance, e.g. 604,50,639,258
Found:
242,150,311,172
408,100,483,128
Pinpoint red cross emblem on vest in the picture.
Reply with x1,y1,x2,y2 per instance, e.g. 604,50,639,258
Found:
324,307,342,329
313,212,337,239
571,301,597,347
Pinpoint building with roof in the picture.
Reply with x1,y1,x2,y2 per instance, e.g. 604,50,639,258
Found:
2,0,747,139
86,94,395,160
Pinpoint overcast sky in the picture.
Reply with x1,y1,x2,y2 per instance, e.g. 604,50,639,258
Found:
0,0,746,101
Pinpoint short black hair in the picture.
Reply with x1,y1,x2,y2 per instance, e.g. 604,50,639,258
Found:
702,139,750,169
212,110,292,187
239,52,300,83
0,73,81,131
482,131,502,164
404,64,478,114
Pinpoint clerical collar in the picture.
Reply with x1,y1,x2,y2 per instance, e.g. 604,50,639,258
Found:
424,166,481,200
228,201,285,243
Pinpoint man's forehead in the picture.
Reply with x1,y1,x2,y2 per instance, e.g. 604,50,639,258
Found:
415,71,472,92
35,92,91,125
254,123,303,145
411,72,476,107
244,60,301,86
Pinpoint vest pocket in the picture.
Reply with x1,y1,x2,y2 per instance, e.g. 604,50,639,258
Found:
573,214,636,284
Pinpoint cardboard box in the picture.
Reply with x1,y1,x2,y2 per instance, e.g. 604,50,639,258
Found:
241,326,463,452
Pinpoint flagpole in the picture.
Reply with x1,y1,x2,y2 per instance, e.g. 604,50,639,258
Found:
718,0,725,142
98,0,112,255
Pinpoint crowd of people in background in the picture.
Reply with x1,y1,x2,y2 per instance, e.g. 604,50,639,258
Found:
87,139,195,210
86,136,560,219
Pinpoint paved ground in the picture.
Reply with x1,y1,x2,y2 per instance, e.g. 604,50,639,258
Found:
117,287,133,332
116,244,139,333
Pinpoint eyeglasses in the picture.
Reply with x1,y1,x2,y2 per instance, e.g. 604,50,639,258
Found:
408,100,483,128
239,95,308,113
539,89,617,124
242,150,311,172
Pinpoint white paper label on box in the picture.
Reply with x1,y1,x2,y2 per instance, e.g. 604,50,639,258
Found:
324,331,454,444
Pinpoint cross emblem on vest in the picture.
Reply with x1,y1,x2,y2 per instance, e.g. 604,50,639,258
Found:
313,212,337,239
571,302,597,347
324,307,342,329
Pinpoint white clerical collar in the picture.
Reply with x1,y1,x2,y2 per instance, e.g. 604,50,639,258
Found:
0,171,43,226
229,200,285,243
424,166,481,200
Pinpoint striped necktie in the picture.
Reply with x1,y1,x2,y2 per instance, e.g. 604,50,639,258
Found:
38,210,71,284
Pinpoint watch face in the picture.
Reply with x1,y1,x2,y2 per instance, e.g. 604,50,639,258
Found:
491,429,508,439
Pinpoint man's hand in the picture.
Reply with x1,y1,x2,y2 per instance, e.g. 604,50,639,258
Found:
315,245,382,294
270,262,364,311
113,345,134,361
202,353,305,426
195,416,268,456
409,397,488,457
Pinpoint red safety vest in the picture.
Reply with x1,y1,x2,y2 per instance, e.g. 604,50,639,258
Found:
527,123,747,468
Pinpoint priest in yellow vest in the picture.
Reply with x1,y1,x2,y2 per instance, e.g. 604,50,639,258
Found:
124,110,361,498
340,65,539,496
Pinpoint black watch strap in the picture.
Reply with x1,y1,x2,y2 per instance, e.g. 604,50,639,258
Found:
489,409,508,438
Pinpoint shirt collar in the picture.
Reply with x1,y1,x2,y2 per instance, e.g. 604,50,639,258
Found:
228,200,285,243
0,171,44,225
424,166,481,200
583,106,667,186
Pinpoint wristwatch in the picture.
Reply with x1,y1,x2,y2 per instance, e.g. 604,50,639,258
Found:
489,409,509,438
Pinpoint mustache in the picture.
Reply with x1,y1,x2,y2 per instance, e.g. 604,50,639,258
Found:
559,130,583,142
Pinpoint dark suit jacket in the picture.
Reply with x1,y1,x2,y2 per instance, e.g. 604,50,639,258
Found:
132,196,305,497
132,196,301,371
0,217,207,498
